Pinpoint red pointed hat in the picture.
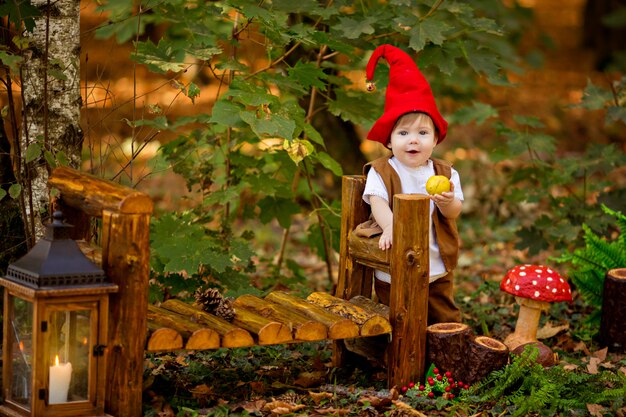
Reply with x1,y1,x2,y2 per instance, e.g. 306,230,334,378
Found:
366,44,448,144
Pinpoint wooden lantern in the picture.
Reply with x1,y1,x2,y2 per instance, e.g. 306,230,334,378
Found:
0,212,117,417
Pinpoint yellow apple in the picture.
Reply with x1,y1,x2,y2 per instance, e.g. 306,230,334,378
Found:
426,175,451,195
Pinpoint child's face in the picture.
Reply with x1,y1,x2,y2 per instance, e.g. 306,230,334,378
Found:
388,113,437,168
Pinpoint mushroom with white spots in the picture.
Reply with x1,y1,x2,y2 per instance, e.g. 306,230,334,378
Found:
500,264,572,351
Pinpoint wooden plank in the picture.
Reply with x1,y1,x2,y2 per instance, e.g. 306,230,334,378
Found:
265,291,359,339
306,292,391,336
50,166,154,216
147,305,219,350
233,294,327,341
146,324,183,351
387,194,430,388
348,231,390,272
231,306,293,345
160,299,253,348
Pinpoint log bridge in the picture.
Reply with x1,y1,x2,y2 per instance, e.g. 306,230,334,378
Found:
47,168,435,417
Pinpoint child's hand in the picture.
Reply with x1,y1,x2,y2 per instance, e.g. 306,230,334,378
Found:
430,182,455,208
379,226,393,250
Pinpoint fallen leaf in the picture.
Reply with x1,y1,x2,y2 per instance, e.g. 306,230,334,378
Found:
230,399,266,414
587,357,601,374
619,366,626,376
536,322,569,339
294,370,326,388
573,341,590,355
314,407,350,415
562,363,579,371
309,391,333,405
591,347,608,361
390,400,428,416
587,404,606,417
358,394,391,408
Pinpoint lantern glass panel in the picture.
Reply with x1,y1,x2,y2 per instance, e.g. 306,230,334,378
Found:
9,296,33,410
47,308,92,404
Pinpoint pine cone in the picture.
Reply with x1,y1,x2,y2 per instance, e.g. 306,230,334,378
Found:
194,287,224,312
214,297,235,321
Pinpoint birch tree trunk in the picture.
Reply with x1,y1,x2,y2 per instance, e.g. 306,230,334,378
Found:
21,0,82,239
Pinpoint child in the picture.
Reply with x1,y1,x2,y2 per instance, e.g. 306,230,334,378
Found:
361,44,463,324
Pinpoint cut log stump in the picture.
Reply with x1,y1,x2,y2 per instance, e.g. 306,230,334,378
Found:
266,291,359,339
307,292,392,336
231,306,293,345
147,305,220,350
600,268,626,352
426,322,473,379
465,336,509,384
233,294,327,341
147,325,183,351
160,299,254,348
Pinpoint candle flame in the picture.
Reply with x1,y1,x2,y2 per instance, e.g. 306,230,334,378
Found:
19,341,24,352
54,355,60,366
83,337,88,345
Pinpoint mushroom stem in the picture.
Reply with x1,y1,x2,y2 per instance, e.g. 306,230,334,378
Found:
504,302,545,351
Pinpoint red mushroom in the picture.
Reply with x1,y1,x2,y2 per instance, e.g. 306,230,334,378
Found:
500,264,572,351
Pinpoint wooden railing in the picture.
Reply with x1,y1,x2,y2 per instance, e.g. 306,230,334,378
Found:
48,168,430,415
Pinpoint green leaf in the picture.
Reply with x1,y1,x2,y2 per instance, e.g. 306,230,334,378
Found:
0,188,6,201
337,16,376,39
578,80,613,110
25,142,42,163
450,101,498,125
409,18,452,51
257,196,301,228
210,99,245,127
44,150,56,168
186,82,201,103
606,105,626,125
303,123,325,147
464,40,502,80
315,152,343,176
0,51,22,74
8,183,21,199
132,39,186,73
240,111,296,139
287,61,328,90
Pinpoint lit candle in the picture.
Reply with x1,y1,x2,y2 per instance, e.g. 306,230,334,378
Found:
49,355,72,404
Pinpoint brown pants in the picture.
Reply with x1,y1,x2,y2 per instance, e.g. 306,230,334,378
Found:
374,272,461,325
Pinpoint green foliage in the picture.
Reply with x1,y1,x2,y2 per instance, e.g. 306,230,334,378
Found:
91,0,527,295
456,345,626,417
557,205,626,326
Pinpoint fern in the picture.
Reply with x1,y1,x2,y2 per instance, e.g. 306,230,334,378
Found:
560,204,626,318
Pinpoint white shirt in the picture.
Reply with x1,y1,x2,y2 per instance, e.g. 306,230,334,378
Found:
363,157,464,283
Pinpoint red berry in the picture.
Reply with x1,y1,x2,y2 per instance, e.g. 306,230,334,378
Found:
436,375,443,381
449,394,455,399
417,393,421,397
419,385,425,391
448,377,454,383
428,392,435,398
433,368,439,374
445,371,452,377
445,386,451,392
464,384,470,390
428,379,435,386
427,376,434,382
457,380,463,386
409,382,415,388
451,383,457,389
402,386,408,392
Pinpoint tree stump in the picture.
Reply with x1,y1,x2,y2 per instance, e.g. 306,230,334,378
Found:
600,268,626,352
465,336,509,384
426,323,472,378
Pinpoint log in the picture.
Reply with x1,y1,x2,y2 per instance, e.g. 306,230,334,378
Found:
265,291,359,339
426,322,473,379
232,294,327,341
600,268,626,352
49,166,154,216
230,306,293,345
147,305,220,350
160,299,253,348
146,324,183,351
349,295,390,320
349,231,391,272
465,336,509,384
307,292,391,336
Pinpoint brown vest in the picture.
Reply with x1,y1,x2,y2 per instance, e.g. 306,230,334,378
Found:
364,156,460,272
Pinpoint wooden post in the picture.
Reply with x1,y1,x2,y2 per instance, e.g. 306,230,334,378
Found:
49,166,153,417
600,268,626,352
334,175,372,367
387,194,430,388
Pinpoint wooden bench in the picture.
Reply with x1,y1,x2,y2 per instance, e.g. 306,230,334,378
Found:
48,167,431,416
